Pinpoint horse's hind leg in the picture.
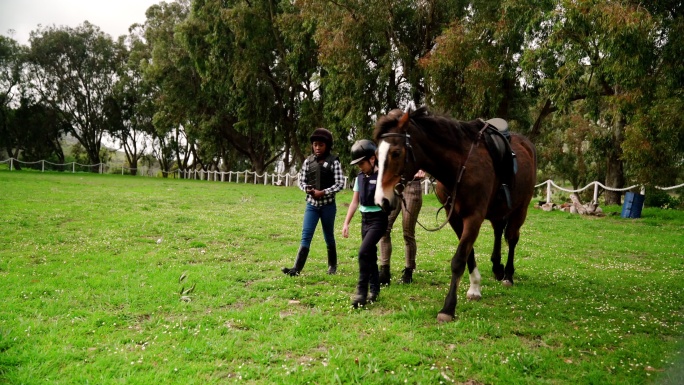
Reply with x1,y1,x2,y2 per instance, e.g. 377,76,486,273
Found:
490,220,506,281
502,208,529,287
502,235,518,287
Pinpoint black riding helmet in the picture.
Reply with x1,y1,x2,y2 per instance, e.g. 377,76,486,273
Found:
310,128,333,148
350,139,377,165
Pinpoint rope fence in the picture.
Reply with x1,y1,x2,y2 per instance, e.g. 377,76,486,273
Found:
0,157,348,189
2,158,682,199
534,179,684,204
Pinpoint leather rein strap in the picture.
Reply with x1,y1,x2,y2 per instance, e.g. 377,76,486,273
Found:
379,121,489,232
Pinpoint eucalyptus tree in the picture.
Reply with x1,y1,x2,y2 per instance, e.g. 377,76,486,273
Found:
299,0,460,159
419,0,550,128
181,0,322,172
0,35,23,160
1,36,67,165
620,1,684,188
25,22,118,169
521,0,677,203
105,34,156,176
140,0,201,175
10,98,68,165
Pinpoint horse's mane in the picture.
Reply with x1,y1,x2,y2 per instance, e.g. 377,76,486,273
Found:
373,106,480,144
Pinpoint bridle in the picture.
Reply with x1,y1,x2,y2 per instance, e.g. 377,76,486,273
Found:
379,125,455,232
377,131,414,197
379,119,491,232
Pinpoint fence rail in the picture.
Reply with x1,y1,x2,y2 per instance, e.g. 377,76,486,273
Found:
2,158,682,199
534,179,683,204
0,157,346,189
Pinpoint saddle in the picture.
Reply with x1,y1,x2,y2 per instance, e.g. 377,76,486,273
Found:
480,118,518,208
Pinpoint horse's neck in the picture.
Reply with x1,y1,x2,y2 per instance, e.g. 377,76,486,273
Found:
413,123,473,188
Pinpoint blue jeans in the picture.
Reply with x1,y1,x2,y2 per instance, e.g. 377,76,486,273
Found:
300,202,337,249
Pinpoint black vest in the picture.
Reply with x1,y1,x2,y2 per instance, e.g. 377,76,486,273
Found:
306,154,338,190
357,170,379,207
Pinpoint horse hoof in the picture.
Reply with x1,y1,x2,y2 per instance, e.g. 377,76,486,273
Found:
466,292,482,301
502,280,513,287
437,313,454,323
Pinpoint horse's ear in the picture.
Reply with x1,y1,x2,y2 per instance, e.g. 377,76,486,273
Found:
398,109,411,129
414,106,429,117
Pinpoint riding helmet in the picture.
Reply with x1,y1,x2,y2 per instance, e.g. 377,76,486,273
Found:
310,128,333,148
350,139,377,165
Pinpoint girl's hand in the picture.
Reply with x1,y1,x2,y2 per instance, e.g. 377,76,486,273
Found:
342,223,349,238
312,189,325,199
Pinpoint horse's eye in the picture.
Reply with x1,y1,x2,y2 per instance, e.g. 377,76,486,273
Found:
391,150,401,159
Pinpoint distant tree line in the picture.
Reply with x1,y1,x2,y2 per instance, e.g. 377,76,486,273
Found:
1,0,682,204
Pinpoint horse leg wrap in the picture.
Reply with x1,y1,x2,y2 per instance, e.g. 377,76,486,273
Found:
466,267,482,300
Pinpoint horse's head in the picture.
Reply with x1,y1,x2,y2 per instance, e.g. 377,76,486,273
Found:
373,107,426,211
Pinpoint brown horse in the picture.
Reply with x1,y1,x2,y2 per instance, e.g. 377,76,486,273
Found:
373,107,536,322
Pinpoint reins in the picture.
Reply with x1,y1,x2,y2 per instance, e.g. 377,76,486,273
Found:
380,120,490,232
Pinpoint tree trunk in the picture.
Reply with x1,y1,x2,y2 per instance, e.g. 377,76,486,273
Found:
604,115,626,205
5,146,22,170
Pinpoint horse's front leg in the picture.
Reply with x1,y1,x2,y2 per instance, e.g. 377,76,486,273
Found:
438,219,482,323
447,216,481,301
502,237,518,287
465,249,482,301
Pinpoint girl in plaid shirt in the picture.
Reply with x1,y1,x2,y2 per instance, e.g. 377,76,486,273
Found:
282,128,345,276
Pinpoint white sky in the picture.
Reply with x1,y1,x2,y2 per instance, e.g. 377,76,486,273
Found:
0,0,162,45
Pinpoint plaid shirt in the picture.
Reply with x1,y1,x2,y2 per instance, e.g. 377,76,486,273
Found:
298,155,344,206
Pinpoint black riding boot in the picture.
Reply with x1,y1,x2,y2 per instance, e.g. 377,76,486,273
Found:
352,271,370,308
327,247,337,275
379,265,391,285
400,267,414,284
368,264,380,302
282,246,309,276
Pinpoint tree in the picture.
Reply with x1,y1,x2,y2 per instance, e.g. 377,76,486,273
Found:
11,98,67,165
521,1,670,204
534,104,603,193
25,22,118,169
140,0,203,176
621,1,684,187
0,35,24,160
182,0,322,173
300,0,460,165
419,0,551,129
105,34,156,176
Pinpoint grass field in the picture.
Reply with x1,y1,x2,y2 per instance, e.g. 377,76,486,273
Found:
0,171,683,384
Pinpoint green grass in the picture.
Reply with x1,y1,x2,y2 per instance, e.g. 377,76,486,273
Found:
0,171,683,384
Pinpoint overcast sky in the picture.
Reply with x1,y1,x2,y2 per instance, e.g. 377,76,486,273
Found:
0,0,162,45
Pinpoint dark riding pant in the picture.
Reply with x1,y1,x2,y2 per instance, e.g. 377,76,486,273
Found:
359,211,388,273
